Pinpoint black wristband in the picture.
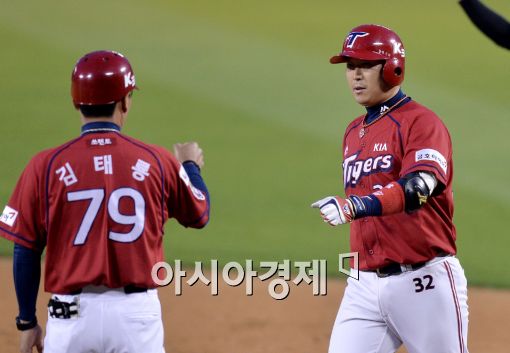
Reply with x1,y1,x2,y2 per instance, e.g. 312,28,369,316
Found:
182,160,200,170
16,316,38,331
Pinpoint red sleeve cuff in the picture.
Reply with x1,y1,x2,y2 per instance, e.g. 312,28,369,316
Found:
0,227,42,252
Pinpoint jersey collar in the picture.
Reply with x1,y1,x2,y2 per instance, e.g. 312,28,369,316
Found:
365,90,409,125
81,122,121,135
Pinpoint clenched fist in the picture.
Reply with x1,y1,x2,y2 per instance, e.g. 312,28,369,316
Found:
173,142,204,169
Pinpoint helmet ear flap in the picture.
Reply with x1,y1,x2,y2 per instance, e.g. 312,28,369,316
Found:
382,58,404,87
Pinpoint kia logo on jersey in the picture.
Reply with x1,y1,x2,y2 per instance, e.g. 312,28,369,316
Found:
343,153,394,188
345,32,369,48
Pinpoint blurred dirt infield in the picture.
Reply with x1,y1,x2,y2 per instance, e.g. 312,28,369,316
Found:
0,258,508,352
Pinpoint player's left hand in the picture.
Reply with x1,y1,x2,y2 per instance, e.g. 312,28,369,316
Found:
19,324,43,353
311,196,354,226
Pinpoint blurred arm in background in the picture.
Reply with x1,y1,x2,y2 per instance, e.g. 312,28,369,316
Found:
459,0,510,49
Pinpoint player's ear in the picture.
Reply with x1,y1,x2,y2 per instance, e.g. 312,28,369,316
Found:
120,92,133,113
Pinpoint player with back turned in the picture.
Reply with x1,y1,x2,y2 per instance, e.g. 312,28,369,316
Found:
311,25,469,353
0,50,210,353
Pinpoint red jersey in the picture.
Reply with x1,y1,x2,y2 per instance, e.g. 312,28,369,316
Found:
343,97,456,270
0,126,209,293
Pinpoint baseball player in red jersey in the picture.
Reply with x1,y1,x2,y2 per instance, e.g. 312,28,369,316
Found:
0,50,210,353
311,25,469,352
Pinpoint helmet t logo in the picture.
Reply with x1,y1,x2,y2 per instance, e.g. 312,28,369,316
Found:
345,32,369,48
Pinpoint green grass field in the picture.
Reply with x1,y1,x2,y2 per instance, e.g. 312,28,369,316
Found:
1,0,509,287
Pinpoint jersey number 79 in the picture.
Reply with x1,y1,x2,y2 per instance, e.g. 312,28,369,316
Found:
67,187,145,245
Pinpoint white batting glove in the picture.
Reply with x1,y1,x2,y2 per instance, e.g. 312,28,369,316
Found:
311,196,355,226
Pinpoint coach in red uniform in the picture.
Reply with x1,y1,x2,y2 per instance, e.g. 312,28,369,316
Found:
312,25,469,353
0,50,210,353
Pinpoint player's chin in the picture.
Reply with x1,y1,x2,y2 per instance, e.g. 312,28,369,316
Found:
353,97,369,106
351,92,369,106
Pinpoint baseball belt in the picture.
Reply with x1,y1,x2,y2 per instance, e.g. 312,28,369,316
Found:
69,285,148,295
49,285,148,319
373,262,426,278
370,252,451,278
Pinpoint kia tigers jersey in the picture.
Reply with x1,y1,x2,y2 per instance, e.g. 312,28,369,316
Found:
342,98,456,270
0,127,209,293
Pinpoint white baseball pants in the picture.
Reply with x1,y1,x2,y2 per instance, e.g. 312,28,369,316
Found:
44,288,165,353
329,256,469,353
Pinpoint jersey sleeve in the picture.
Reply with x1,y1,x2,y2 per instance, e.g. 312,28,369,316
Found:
0,156,46,251
400,112,452,188
159,149,210,228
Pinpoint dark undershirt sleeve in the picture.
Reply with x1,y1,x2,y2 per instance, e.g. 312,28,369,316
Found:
13,243,41,321
182,161,210,205
460,0,510,49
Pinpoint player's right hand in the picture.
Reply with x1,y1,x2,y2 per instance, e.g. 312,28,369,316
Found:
311,196,354,226
173,142,204,169
19,324,43,353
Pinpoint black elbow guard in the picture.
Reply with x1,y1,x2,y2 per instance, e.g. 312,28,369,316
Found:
398,172,431,213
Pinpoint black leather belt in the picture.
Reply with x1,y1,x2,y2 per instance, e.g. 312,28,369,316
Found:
123,285,148,294
370,252,450,278
50,285,148,319
373,262,426,278
70,285,148,295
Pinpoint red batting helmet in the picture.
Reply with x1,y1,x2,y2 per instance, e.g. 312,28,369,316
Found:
330,24,405,87
71,50,137,108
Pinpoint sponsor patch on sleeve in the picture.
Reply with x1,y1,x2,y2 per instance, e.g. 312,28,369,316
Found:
415,148,447,174
191,186,206,201
0,205,19,227
179,166,205,200
178,165,190,186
